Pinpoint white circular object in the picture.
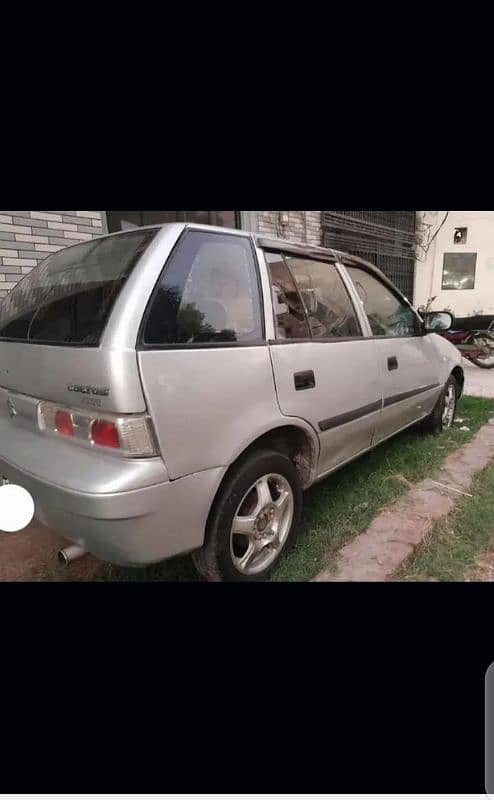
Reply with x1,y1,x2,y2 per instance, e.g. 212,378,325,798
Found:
0,484,35,533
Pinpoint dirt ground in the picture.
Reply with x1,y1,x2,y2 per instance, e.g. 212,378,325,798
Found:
465,550,494,581
0,518,103,581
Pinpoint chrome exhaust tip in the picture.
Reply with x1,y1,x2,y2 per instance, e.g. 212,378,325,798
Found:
58,544,87,567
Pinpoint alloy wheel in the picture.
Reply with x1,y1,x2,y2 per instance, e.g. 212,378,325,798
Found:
442,384,456,428
230,473,294,576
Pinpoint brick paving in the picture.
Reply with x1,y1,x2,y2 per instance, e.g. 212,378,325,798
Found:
314,420,494,582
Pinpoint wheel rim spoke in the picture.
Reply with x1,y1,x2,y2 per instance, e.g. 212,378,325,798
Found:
275,488,291,514
265,532,281,553
256,477,272,510
442,386,455,426
237,543,257,571
232,515,257,536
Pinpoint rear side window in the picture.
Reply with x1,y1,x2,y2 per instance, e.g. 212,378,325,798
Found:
0,229,158,346
143,231,263,346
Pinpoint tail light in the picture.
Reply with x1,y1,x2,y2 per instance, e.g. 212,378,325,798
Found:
55,410,75,437
91,420,120,449
38,402,157,458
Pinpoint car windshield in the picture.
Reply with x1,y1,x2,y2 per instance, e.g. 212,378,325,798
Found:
0,228,158,346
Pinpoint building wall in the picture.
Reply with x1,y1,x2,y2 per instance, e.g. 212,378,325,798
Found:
255,211,322,246
415,211,494,315
0,211,105,299
0,211,324,298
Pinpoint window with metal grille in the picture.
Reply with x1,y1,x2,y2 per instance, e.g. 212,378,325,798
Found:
322,211,417,299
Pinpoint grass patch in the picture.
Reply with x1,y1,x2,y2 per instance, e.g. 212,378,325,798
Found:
273,396,494,581
397,465,494,582
88,395,493,583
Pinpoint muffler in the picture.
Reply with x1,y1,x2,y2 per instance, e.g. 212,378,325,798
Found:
58,544,88,567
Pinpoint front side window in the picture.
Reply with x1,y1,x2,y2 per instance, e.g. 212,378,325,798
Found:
0,228,158,346
346,266,419,337
285,257,362,339
143,231,262,346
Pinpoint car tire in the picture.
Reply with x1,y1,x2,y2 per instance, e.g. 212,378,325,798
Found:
421,375,458,434
193,449,302,582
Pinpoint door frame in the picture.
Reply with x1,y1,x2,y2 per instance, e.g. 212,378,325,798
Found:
335,259,374,338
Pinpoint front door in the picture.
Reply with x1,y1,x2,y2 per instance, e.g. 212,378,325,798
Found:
344,263,440,443
264,251,383,477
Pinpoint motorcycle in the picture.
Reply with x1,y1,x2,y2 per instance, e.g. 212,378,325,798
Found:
418,298,494,369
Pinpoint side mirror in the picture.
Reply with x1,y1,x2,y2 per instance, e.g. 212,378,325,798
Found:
423,311,454,333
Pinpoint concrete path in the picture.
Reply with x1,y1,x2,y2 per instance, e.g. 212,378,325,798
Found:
463,359,494,398
314,419,494,582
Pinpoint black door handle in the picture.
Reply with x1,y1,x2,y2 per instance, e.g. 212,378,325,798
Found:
388,356,398,371
294,370,316,391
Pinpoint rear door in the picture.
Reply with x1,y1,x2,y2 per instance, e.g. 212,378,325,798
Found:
265,250,383,477
137,229,282,480
344,261,441,442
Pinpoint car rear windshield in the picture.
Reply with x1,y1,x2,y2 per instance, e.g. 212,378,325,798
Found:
0,228,158,346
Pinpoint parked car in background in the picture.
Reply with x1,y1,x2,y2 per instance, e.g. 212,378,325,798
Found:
0,224,463,581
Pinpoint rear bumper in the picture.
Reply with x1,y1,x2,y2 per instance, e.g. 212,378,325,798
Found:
0,406,223,564
0,453,223,566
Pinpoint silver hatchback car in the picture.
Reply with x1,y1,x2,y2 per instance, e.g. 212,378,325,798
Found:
0,223,463,581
